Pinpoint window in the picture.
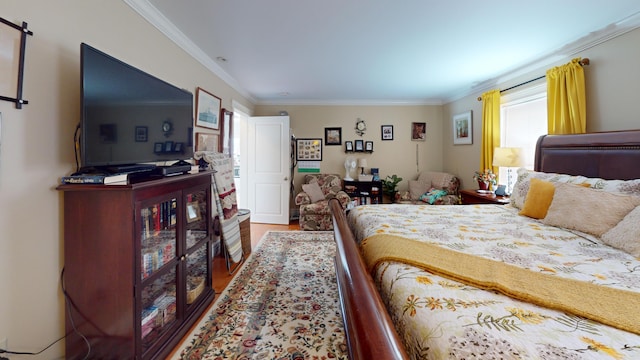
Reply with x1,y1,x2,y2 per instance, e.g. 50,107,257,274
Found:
499,84,547,187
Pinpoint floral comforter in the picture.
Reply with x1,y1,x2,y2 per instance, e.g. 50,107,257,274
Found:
347,204,640,360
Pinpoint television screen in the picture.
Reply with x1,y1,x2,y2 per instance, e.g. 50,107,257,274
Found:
80,43,193,171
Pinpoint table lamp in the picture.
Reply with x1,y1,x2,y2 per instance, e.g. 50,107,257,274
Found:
492,147,523,195
358,158,368,175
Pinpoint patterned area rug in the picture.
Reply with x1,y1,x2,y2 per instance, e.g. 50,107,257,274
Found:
172,231,348,359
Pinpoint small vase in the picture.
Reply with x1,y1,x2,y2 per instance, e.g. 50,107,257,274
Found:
478,181,490,191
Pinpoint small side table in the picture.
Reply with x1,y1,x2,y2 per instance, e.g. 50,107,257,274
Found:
460,189,510,205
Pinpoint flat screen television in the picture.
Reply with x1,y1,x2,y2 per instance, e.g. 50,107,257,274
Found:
80,43,193,172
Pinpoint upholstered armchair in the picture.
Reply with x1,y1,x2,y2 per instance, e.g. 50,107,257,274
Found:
295,173,351,231
401,171,461,205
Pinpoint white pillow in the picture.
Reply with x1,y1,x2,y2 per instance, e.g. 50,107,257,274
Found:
302,182,325,202
542,183,640,237
601,206,640,257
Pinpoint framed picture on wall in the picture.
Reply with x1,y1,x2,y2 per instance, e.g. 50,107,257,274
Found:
195,132,219,151
325,127,342,145
381,125,393,140
296,138,322,161
453,111,473,145
195,87,221,130
411,122,426,141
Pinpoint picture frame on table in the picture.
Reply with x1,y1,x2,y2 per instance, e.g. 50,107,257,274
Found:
381,125,393,140
296,138,323,161
195,87,221,130
325,127,342,145
186,201,202,223
411,122,426,141
453,110,473,145
354,139,364,152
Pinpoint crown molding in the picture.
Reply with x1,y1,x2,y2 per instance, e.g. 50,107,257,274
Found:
123,0,257,104
444,11,640,104
126,1,640,107
255,98,443,106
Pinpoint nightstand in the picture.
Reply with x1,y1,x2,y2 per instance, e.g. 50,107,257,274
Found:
459,189,510,205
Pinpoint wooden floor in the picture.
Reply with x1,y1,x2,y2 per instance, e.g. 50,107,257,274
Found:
167,220,300,359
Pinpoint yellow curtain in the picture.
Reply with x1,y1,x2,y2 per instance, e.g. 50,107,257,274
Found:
480,89,501,174
546,58,586,134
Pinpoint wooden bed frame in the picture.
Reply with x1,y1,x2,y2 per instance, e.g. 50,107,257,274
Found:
330,129,640,360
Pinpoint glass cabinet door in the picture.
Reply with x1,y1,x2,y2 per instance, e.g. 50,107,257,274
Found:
140,265,178,353
140,198,178,280
185,242,209,306
184,188,210,308
185,190,208,249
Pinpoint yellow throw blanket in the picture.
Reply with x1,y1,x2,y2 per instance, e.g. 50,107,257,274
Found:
361,234,640,335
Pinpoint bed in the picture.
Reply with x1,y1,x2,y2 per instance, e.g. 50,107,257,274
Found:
330,130,640,360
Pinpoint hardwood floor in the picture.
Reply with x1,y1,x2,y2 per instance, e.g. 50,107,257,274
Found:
167,220,300,359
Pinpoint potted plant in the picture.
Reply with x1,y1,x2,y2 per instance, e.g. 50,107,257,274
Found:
473,169,497,191
381,174,403,203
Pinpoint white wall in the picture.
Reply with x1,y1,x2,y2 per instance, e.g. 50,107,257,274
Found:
0,1,252,358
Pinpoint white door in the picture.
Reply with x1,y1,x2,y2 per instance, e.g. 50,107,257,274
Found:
247,116,290,224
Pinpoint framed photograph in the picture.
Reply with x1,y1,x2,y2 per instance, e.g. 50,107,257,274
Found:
195,87,221,130
453,110,473,145
186,201,202,223
354,139,364,152
365,141,373,152
345,141,353,152
135,126,148,142
411,122,426,141
381,125,393,140
154,142,164,153
325,127,342,145
164,141,174,152
195,132,219,151
296,138,322,161
174,142,184,153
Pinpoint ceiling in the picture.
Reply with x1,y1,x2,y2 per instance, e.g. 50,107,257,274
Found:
127,0,640,105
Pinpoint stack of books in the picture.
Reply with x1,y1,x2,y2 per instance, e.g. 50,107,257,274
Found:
60,172,128,185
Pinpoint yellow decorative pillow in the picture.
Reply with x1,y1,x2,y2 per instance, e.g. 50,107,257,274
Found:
542,183,640,237
519,178,556,219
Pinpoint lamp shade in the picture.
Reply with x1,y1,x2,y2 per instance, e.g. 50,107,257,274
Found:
358,158,368,168
492,147,523,167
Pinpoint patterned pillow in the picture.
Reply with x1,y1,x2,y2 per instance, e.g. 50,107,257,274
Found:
510,168,576,209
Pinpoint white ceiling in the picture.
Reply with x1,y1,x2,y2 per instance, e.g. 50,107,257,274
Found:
127,0,640,105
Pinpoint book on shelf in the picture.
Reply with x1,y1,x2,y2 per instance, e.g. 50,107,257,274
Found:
60,172,128,185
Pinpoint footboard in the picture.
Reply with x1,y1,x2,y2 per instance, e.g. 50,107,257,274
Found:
329,199,408,360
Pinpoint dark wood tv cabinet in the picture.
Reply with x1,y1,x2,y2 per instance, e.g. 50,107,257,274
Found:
58,171,215,359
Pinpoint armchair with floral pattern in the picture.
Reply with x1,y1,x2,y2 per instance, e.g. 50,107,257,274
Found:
295,174,351,231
